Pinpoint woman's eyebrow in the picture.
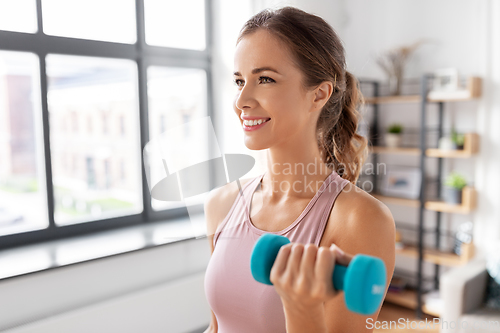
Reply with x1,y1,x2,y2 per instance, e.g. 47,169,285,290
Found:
233,67,281,76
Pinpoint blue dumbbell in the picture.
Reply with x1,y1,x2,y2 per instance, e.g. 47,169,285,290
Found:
250,233,387,315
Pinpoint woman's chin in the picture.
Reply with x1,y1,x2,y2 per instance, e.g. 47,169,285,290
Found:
243,138,270,151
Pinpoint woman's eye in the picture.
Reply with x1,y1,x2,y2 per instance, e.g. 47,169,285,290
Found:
233,76,275,87
260,76,275,83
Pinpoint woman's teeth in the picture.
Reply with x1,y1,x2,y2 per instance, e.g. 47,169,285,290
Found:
243,118,270,126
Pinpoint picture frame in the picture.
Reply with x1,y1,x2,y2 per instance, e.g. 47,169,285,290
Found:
432,68,460,91
380,166,422,199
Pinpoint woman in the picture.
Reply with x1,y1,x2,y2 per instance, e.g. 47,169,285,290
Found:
204,6,395,333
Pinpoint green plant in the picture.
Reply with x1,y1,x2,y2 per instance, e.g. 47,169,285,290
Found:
387,123,403,134
451,128,465,147
444,172,467,190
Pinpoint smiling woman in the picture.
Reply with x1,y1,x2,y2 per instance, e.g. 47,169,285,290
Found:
204,5,395,333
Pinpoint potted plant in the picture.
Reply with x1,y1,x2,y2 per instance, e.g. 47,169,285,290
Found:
451,128,465,150
385,123,403,148
443,171,467,204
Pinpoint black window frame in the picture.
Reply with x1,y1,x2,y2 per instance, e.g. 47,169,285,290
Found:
0,0,214,250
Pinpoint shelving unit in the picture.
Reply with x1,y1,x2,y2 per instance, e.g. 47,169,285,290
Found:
360,75,482,318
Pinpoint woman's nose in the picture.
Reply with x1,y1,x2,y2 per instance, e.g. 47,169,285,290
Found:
234,83,257,111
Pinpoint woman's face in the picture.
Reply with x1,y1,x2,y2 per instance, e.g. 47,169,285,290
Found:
233,29,320,150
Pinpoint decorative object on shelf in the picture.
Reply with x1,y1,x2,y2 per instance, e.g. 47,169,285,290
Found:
443,171,467,204
453,221,473,256
432,68,459,91
428,76,482,100
450,128,465,150
438,136,456,150
385,123,403,148
388,276,407,293
381,166,422,199
395,230,404,250
375,40,424,96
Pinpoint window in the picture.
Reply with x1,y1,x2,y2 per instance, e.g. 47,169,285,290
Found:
0,51,48,237
0,0,212,249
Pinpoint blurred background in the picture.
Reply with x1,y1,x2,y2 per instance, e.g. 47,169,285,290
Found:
0,0,499,332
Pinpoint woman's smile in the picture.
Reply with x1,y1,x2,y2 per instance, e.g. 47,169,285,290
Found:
242,118,271,131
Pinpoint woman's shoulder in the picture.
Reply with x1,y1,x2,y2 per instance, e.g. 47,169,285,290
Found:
204,176,257,243
322,181,395,251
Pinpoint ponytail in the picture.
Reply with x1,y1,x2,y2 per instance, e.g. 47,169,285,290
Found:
318,71,368,183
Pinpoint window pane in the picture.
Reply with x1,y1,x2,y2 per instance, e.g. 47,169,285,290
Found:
0,51,48,236
42,0,136,44
144,0,206,50
0,0,37,33
46,55,143,226
147,66,208,211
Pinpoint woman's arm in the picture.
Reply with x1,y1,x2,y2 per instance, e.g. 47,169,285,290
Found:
270,190,396,333
322,194,396,332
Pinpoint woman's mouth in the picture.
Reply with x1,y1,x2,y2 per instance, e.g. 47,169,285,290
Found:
242,118,271,131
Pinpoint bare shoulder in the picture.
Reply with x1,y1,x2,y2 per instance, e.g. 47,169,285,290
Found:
324,181,396,256
204,176,255,251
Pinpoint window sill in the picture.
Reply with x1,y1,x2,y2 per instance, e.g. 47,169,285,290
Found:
0,214,205,281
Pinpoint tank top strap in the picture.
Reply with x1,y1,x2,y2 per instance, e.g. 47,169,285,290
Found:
311,172,350,246
212,174,264,249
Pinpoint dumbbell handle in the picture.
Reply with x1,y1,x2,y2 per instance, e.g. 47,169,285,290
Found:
332,264,347,290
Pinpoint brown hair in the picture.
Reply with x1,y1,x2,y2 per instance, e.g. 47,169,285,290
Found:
236,6,368,184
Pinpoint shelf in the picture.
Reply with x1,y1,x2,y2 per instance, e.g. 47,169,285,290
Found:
364,77,482,105
385,289,440,317
426,133,479,158
372,188,476,214
370,146,421,155
396,242,474,267
425,186,477,214
370,133,479,158
364,95,421,104
371,194,420,208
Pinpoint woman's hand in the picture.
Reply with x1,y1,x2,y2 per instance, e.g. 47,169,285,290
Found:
269,242,352,311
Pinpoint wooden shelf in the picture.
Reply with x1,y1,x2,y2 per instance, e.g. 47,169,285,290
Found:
385,289,440,317
370,146,421,155
396,243,474,267
364,77,482,105
365,95,421,104
370,133,479,158
371,194,420,208
426,133,479,158
425,186,477,214
372,188,477,214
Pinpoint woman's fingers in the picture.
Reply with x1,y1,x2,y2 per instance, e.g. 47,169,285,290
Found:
270,243,292,282
314,246,335,283
286,243,304,276
299,243,317,280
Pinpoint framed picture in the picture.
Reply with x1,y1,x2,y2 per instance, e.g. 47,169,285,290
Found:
381,167,422,199
432,68,459,91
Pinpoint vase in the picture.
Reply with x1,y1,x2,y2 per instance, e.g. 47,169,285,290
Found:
385,133,402,148
389,75,402,96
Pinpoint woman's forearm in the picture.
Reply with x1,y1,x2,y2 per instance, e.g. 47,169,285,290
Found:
282,301,328,333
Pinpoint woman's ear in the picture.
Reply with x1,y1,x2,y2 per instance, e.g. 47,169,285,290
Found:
312,81,333,110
